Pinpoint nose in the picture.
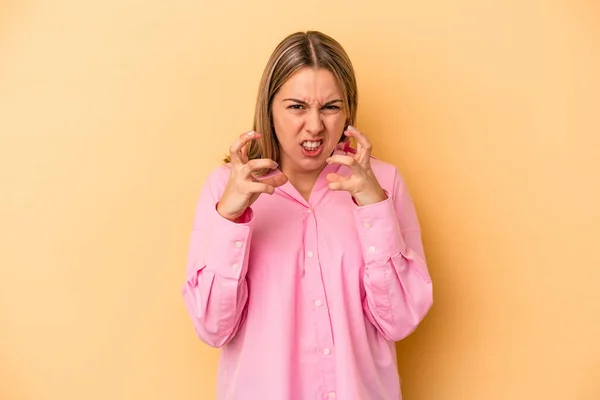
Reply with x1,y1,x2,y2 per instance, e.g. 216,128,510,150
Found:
304,108,323,135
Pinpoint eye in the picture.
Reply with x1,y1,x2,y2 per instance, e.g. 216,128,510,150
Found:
321,105,341,114
287,104,305,110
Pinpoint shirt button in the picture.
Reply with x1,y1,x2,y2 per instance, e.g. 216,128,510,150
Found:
364,222,371,228
307,251,314,258
307,208,313,213
235,241,243,248
232,263,240,271
369,246,376,254
322,348,330,355
328,392,336,399
315,300,322,307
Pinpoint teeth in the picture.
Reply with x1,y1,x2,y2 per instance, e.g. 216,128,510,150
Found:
302,141,322,150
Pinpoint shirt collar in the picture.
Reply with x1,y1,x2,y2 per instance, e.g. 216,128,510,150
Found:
276,141,351,207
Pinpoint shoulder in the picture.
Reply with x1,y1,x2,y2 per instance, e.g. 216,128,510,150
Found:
369,157,398,177
207,163,232,182
201,164,232,195
369,157,405,194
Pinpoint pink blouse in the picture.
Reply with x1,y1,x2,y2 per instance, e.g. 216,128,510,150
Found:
182,142,433,399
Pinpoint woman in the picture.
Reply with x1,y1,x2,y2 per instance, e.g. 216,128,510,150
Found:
182,31,433,400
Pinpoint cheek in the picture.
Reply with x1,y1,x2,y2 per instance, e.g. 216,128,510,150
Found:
273,114,303,143
324,115,346,140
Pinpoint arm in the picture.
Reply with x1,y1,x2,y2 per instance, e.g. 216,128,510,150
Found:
181,168,253,348
355,168,433,342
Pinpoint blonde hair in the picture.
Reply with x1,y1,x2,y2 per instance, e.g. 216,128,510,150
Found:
224,31,358,169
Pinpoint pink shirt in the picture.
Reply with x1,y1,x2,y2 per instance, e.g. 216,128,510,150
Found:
182,142,433,400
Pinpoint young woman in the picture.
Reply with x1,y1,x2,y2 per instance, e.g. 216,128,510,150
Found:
182,30,433,400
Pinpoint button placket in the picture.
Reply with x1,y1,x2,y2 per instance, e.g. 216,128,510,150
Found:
302,204,336,390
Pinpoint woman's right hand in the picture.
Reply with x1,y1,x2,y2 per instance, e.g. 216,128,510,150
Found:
217,131,288,222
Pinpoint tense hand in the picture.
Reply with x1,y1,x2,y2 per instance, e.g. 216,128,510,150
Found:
217,131,288,221
325,126,387,206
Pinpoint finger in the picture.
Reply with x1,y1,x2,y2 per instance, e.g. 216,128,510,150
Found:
256,170,288,188
240,142,249,164
244,158,279,176
325,172,350,183
244,181,276,195
344,125,372,159
326,155,364,176
229,131,260,165
327,180,354,192
262,174,288,188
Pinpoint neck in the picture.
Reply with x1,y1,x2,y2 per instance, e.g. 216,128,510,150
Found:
281,163,327,202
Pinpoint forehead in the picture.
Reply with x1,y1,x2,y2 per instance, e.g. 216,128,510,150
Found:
277,67,341,100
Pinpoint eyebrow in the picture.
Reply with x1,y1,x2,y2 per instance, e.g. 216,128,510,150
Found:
282,98,343,106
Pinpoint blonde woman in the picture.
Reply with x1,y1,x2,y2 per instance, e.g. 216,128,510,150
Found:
182,31,433,400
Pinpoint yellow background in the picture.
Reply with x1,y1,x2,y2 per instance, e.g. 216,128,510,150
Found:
1,1,599,399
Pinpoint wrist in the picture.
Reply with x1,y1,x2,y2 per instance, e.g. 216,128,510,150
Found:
216,202,252,223
353,187,387,207
216,202,240,222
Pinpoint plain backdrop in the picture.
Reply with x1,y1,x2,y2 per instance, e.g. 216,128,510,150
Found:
1,0,599,399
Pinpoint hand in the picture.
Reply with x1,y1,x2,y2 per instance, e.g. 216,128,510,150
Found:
217,131,288,222
325,126,387,206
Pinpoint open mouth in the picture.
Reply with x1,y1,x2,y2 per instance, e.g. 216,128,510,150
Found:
301,140,323,156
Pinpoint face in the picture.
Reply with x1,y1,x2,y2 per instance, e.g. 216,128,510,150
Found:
271,67,347,175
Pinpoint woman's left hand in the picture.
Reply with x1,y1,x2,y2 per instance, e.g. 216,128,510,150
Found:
325,126,388,206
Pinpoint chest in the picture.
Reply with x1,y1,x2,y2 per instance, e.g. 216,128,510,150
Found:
246,189,365,283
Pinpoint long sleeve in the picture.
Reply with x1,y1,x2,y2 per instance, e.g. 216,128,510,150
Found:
181,167,253,348
354,168,433,342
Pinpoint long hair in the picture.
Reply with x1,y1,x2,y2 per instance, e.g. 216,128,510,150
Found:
224,31,358,169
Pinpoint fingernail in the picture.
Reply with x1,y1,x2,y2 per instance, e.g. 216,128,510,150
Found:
273,162,278,168
247,131,255,136
347,125,356,131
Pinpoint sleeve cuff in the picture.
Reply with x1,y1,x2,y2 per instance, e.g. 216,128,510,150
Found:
353,194,407,265
207,204,253,279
